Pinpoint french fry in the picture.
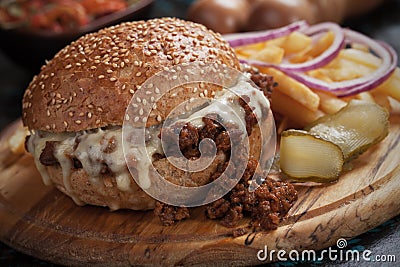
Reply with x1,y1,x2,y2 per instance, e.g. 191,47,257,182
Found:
371,91,392,112
355,92,375,103
375,68,400,102
261,67,320,111
338,48,381,69
307,31,334,58
235,42,266,58
314,91,347,114
271,90,324,127
249,45,284,64
265,36,286,47
281,31,312,54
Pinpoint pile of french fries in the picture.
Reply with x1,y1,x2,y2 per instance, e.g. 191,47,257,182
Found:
235,31,400,130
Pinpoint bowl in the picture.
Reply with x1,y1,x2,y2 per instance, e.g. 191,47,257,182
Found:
0,0,154,73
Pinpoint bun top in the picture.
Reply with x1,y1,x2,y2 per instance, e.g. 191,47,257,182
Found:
22,17,240,132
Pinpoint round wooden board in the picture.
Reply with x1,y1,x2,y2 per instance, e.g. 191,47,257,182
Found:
0,117,399,266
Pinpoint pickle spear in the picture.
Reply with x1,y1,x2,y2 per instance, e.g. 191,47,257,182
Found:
280,100,389,182
280,130,344,182
305,100,389,161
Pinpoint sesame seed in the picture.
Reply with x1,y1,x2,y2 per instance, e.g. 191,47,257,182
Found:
107,69,113,73
142,99,147,105
79,112,84,116
200,92,205,98
155,87,160,94
110,77,117,82
156,115,162,122
96,119,101,124
64,121,68,127
45,125,51,130
134,116,139,122
47,110,50,116
125,114,130,121
98,75,105,79
68,111,74,117
139,108,144,115
142,117,147,123
136,97,142,103
136,72,142,77
88,104,94,109
75,120,82,125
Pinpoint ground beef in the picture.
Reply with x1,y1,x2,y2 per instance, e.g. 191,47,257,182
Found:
39,141,59,166
154,201,190,226
238,95,258,136
206,158,298,231
161,115,244,160
243,64,276,101
101,135,117,154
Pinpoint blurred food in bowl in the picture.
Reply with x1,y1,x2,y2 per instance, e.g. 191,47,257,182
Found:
187,0,385,34
0,0,153,72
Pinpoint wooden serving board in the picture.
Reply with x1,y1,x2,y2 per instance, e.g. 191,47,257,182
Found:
0,117,399,266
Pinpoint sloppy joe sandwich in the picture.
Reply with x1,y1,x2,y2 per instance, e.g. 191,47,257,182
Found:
22,17,297,230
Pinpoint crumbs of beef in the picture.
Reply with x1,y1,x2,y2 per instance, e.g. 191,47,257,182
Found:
238,95,258,136
206,158,297,231
161,114,240,160
242,64,275,101
154,202,190,226
39,141,59,166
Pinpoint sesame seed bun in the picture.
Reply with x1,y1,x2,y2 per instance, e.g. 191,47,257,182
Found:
22,17,240,132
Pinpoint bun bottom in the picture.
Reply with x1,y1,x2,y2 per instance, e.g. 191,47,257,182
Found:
47,166,156,211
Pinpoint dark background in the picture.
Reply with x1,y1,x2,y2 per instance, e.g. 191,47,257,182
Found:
0,0,399,266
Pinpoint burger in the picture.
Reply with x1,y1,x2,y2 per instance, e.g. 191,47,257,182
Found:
22,17,297,230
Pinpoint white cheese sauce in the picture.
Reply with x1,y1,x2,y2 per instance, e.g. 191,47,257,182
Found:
27,77,270,205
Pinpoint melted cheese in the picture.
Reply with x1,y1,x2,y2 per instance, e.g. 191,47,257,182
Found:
26,77,270,205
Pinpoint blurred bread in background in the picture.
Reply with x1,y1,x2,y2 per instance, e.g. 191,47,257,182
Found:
187,0,385,34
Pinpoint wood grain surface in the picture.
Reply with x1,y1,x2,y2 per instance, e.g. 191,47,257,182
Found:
0,116,399,266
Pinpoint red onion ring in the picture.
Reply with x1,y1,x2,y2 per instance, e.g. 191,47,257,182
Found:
225,21,308,48
238,23,345,72
280,30,397,96
227,22,398,97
